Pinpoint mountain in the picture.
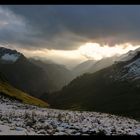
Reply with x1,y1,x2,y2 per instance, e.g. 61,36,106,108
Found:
73,60,97,76
0,72,49,108
0,47,21,64
0,47,55,98
49,49,140,120
116,47,140,62
30,59,74,92
73,56,118,77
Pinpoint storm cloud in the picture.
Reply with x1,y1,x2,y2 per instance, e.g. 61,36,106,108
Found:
1,5,140,50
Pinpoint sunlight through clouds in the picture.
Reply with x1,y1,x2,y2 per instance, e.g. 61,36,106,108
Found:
6,42,140,68
79,43,140,60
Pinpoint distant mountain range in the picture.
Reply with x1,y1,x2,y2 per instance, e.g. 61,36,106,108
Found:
30,59,74,92
1,48,140,135
0,47,54,98
73,56,118,77
0,47,73,98
2,46,140,120
72,48,140,78
49,48,140,120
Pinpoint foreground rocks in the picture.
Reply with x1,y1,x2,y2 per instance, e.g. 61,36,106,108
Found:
0,95,140,135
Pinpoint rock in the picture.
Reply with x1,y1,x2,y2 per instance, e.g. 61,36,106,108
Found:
53,132,67,135
15,127,24,131
37,130,46,135
47,129,55,135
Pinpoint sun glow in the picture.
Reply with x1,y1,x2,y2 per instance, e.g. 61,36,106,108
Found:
79,43,140,60
4,42,140,68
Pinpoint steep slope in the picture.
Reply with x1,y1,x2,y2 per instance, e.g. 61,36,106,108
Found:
0,47,55,98
49,50,140,120
30,59,74,91
73,60,97,76
0,73,49,108
73,56,118,77
117,47,140,62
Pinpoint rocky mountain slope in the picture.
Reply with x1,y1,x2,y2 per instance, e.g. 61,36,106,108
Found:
0,47,56,98
49,49,140,120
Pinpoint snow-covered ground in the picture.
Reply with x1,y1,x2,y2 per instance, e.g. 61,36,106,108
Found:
0,95,140,135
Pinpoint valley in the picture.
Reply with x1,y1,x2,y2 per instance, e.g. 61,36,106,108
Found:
1,47,140,135
1,5,140,136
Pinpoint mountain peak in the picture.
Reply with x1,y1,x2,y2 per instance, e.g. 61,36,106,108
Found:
0,47,23,63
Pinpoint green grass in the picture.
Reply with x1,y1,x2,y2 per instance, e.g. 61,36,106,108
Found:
0,81,49,108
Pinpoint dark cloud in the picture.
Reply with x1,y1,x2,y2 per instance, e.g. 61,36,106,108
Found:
1,5,140,50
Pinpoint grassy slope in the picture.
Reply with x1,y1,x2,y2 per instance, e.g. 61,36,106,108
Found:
0,81,49,108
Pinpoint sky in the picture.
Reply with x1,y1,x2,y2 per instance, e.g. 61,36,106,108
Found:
0,5,140,68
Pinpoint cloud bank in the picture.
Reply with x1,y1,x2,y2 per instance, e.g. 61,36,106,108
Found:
1,5,140,50
1,5,140,67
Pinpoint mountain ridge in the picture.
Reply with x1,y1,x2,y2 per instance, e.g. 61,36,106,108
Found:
48,49,140,120
0,47,55,98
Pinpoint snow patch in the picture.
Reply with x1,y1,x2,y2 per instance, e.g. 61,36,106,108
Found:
1,53,20,62
122,58,140,80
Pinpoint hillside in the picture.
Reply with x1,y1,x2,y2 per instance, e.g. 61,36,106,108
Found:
0,94,140,135
73,56,118,77
0,75,49,108
49,50,140,120
0,47,55,98
30,59,74,91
